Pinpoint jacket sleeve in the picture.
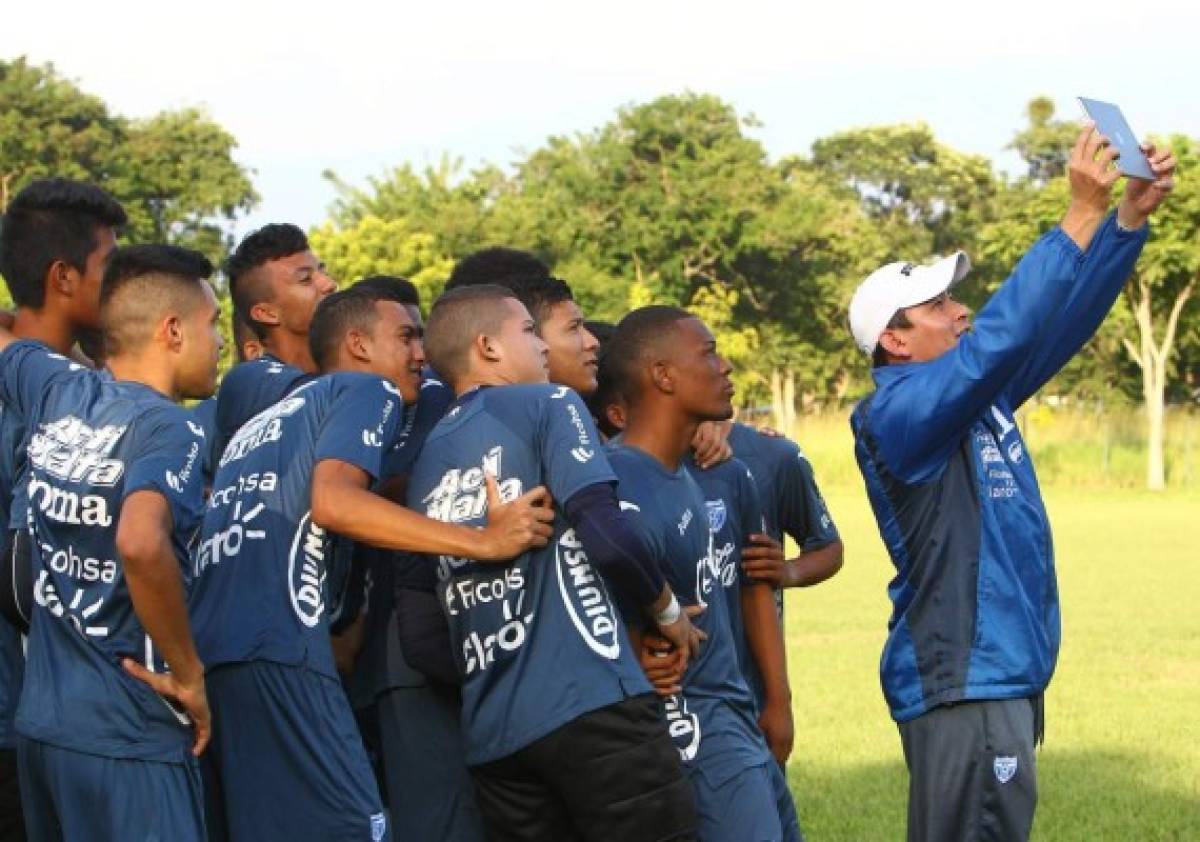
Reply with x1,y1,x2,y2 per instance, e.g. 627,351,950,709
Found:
870,226,1085,483
1004,213,1149,409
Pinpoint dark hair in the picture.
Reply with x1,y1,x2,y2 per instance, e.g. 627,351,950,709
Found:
583,319,619,431
225,223,309,332
871,308,913,368
445,247,569,325
424,285,521,386
603,305,693,407
100,244,214,356
446,247,550,291
232,311,260,362
584,320,615,350
0,178,127,308
308,283,416,372
354,275,420,308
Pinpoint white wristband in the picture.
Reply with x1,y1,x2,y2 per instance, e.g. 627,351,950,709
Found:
655,593,681,626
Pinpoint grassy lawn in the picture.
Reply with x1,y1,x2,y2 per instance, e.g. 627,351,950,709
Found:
782,486,1200,841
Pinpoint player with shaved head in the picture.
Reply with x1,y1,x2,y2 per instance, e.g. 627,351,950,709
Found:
0,244,223,841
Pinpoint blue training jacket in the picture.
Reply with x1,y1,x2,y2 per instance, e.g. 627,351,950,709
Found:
851,213,1148,723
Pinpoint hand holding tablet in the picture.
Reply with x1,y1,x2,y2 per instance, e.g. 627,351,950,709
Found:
1078,97,1155,180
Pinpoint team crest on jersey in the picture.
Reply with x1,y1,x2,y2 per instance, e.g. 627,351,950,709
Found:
555,528,620,660
993,755,1018,784
705,499,727,533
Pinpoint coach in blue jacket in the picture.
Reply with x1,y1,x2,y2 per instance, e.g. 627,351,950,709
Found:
848,125,1175,841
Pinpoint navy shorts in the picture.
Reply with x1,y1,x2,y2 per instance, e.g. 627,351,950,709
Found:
691,759,802,842
205,661,387,841
16,736,203,842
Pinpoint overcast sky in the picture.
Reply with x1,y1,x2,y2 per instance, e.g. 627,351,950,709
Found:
9,0,1199,234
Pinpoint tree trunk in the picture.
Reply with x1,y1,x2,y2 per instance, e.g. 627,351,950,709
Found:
1122,273,1196,491
769,368,796,434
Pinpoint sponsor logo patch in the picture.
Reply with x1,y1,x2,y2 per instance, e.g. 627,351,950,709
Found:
555,528,620,660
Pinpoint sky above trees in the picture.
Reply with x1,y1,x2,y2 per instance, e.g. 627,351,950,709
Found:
8,0,1199,232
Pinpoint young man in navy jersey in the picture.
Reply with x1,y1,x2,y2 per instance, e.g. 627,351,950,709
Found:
191,284,553,841
408,284,702,841
602,305,800,842
208,223,336,472
0,178,127,836
0,244,222,840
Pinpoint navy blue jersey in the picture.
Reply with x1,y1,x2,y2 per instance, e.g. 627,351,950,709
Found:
191,373,404,680
727,423,838,553
351,372,456,707
0,340,207,763
189,396,218,483
682,454,765,705
407,383,650,765
208,354,311,479
607,443,769,786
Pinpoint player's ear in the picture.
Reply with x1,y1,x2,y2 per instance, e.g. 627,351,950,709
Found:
650,360,674,395
345,327,371,364
249,301,281,328
46,259,76,300
163,313,185,352
477,331,502,364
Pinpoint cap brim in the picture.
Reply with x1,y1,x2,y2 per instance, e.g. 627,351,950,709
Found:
895,251,971,310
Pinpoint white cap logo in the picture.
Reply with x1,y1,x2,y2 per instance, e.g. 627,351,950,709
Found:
848,251,972,354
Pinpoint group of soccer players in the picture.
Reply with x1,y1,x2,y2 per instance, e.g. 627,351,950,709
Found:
0,177,843,842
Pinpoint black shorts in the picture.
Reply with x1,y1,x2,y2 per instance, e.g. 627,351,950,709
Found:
469,694,696,842
0,530,31,635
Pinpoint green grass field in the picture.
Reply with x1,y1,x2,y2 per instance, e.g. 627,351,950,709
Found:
782,485,1200,840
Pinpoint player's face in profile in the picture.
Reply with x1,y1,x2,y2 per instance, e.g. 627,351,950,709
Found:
179,281,225,399
669,317,734,421
494,298,549,384
893,292,972,363
539,300,599,396
367,300,425,403
73,226,117,329
263,250,337,335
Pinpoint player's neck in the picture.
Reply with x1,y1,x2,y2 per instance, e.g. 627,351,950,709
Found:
107,352,177,401
11,307,77,356
621,405,697,472
264,330,319,373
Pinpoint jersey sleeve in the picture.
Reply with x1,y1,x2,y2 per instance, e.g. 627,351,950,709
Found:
538,388,616,503
776,443,840,551
0,340,87,420
314,377,404,481
123,408,207,537
608,498,668,625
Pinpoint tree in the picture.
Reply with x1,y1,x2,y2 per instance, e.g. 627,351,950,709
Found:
0,58,121,210
1007,96,1079,184
307,216,455,306
0,58,257,267
1120,135,1199,489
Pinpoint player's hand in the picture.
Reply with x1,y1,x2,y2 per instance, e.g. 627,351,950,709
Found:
758,700,795,766
1067,123,1122,215
656,603,707,667
122,658,211,756
638,631,687,696
480,473,554,560
741,533,792,589
1118,143,1177,227
691,421,733,470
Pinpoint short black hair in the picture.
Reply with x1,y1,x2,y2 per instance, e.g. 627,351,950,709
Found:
445,247,572,324
602,305,694,407
871,308,913,368
425,285,521,386
0,178,127,308
308,283,415,372
584,320,615,350
225,223,309,333
100,244,214,356
354,275,420,308
446,247,550,291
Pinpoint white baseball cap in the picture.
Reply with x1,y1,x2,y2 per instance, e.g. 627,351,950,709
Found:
848,251,972,354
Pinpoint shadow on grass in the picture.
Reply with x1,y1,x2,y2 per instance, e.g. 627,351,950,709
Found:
788,748,1199,842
